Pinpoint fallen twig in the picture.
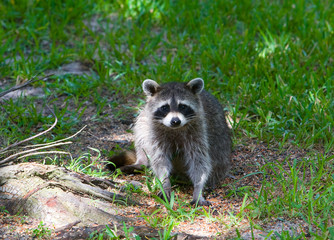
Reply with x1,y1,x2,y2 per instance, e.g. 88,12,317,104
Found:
17,151,72,160
22,125,87,149
0,126,87,166
0,142,72,165
0,103,87,166
0,105,57,154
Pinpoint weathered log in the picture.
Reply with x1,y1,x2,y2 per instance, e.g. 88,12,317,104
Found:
0,163,211,239
0,163,136,230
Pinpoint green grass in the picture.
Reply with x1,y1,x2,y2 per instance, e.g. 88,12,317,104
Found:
1,0,333,149
0,0,333,238
245,154,334,238
31,221,52,240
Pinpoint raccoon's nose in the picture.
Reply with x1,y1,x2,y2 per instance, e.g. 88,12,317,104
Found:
170,117,181,127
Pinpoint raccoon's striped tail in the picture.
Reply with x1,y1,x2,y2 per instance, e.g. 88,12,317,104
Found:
106,151,136,171
106,151,144,174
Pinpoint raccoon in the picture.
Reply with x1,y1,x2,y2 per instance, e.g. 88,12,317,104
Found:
109,78,231,206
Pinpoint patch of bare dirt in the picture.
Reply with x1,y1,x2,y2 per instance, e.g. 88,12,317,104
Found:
0,212,41,240
45,62,92,76
0,87,45,101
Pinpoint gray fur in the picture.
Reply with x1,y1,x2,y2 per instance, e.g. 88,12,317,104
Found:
133,78,231,206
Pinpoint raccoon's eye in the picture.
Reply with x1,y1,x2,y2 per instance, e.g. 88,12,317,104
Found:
178,104,188,110
160,104,170,112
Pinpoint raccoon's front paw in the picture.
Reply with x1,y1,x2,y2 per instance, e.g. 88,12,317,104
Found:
190,199,211,206
157,190,171,203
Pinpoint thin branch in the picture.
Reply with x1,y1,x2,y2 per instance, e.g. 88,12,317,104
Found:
0,142,72,165
22,125,87,149
0,125,87,166
17,151,72,160
0,105,57,154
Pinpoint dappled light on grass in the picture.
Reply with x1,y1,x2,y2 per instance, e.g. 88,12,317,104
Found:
112,0,165,20
256,30,290,58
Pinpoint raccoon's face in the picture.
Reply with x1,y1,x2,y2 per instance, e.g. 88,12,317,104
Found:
142,78,204,129
153,99,196,128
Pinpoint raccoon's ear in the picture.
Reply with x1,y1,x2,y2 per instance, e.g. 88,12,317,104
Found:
142,79,160,96
186,78,204,94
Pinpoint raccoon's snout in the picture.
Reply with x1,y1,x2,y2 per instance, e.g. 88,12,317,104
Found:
170,117,181,127
162,113,186,128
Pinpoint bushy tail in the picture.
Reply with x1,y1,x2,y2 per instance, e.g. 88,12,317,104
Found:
106,151,136,172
